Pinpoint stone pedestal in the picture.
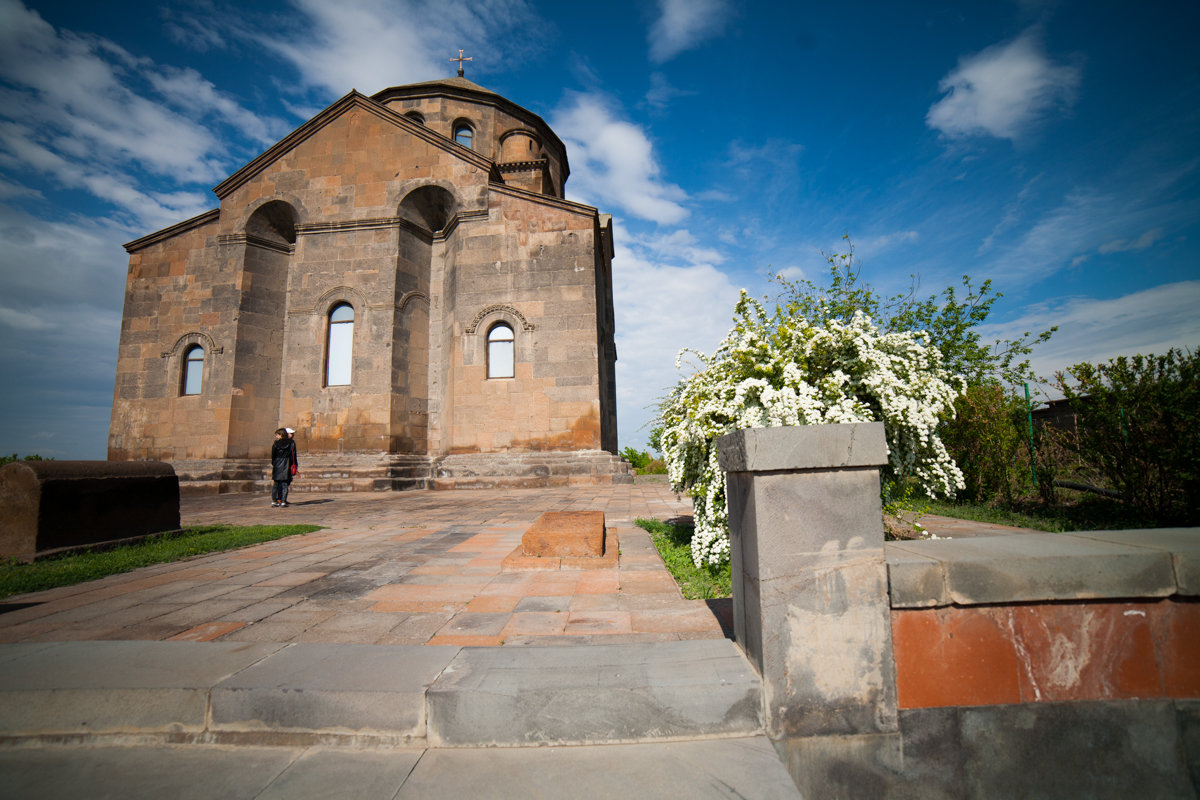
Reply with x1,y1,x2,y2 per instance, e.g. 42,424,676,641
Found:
716,423,898,742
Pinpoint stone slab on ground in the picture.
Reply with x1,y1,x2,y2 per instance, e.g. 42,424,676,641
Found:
521,510,606,557
0,737,801,800
210,643,460,740
425,639,762,746
0,640,283,736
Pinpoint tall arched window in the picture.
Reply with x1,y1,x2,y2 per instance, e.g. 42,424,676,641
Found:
454,122,474,149
181,345,204,395
487,323,515,378
326,303,354,386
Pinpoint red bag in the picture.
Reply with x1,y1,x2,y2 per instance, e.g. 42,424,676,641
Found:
289,463,298,476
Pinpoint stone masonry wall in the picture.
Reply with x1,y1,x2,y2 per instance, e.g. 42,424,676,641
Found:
444,189,605,453
109,214,235,461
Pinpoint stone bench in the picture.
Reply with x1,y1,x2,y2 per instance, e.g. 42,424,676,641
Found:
0,461,180,560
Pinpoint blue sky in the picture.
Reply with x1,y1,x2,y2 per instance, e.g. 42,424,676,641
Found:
1,0,1197,460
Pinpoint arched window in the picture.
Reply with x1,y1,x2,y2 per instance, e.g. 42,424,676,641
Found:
326,303,354,386
405,111,425,125
181,345,204,395
487,323,515,379
454,122,474,149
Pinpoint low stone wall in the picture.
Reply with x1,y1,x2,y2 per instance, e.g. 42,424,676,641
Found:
0,461,180,559
717,423,1200,798
887,530,1199,710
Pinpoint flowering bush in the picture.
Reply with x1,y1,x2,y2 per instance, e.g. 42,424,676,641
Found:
658,291,965,567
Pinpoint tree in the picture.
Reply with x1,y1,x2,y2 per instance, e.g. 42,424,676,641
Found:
775,237,1055,386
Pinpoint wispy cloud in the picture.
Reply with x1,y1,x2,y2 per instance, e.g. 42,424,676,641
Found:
980,282,1200,393
0,0,280,227
927,28,1080,140
552,92,688,225
612,222,742,445
1098,227,1165,254
250,0,542,97
649,0,732,64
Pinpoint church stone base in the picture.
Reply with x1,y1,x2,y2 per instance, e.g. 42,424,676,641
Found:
170,451,632,496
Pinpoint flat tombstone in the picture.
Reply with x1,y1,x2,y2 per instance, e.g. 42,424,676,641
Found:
0,460,180,559
521,511,605,557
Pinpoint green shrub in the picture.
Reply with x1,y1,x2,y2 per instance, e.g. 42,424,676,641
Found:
1056,347,1199,524
941,383,1030,504
0,453,51,467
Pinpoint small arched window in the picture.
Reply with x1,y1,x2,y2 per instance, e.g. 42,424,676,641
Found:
454,122,474,149
405,111,425,125
487,323,515,379
326,303,354,386
181,345,204,395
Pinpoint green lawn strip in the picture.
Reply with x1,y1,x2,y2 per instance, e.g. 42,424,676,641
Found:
922,495,1154,533
0,524,322,600
634,517,731,600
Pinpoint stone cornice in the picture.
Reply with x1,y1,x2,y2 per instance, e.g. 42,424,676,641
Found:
125,209,219,253
489,183,599,217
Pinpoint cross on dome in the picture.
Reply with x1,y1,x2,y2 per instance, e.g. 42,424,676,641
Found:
450,49,472,78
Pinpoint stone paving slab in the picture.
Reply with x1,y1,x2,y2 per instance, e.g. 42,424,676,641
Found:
0,737,802,800
0,641,283,736
426,639,762,746
211,643,458,739
0,484,718,647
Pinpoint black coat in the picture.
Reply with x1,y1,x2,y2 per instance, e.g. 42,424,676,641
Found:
271,438,297,481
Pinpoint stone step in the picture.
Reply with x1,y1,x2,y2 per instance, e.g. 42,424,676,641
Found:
0,640,762,748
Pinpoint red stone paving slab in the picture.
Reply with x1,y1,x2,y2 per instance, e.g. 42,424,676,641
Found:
564,611,632,635
169,621,247,642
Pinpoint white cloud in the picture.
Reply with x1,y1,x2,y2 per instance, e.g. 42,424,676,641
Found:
649,0,731,64
0,0,278,228
979,282,1200,396
0,306,55,330
611,223,742,448
1098,227,1165,254
553,93,689,225
927,29,1080,140
252,0,541,96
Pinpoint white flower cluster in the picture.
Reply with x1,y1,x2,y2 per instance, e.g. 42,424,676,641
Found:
659,292,965,567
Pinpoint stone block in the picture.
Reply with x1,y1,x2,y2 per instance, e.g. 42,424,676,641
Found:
0,460,181,559
210,643,459,739
520,510,605,557
425,640,762,746
717,421,887,473
0,641,283,735
886,533,1178,605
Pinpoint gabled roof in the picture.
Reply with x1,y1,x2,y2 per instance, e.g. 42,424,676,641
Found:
212,90,500,200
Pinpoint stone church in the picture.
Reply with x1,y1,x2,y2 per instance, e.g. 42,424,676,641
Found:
108,73,629,492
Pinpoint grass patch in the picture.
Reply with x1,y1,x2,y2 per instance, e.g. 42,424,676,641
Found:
0,524,322,600
635,517,731,600
923,493,1156,533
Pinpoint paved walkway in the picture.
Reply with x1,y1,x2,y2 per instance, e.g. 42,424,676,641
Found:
0,482,732,647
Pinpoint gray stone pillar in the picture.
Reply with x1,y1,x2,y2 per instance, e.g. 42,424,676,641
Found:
716,423,898,742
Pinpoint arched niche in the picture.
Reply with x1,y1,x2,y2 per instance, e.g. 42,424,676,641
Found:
398,185,458,235
245,199,298,245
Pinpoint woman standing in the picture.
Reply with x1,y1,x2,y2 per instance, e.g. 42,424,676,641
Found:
270,427,298,507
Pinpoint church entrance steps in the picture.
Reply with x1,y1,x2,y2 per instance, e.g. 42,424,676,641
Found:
432,450,633,490
0,640,763,750
170,451,632,495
